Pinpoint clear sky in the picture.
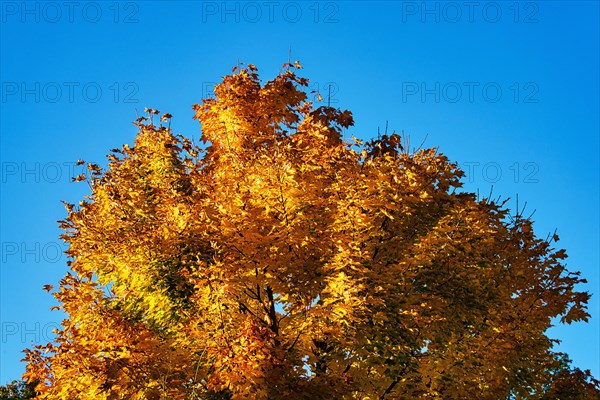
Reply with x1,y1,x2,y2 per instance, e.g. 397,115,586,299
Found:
1,0,598,385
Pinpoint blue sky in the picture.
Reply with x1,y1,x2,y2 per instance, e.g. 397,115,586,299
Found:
1,0,598,384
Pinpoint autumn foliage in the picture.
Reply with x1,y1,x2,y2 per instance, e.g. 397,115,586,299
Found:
23,63,593,399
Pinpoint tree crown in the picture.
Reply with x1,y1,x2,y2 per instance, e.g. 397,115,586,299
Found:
23,62,592,400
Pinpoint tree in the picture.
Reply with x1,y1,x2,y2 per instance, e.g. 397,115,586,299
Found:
23,62,593,399
0,380,37,400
